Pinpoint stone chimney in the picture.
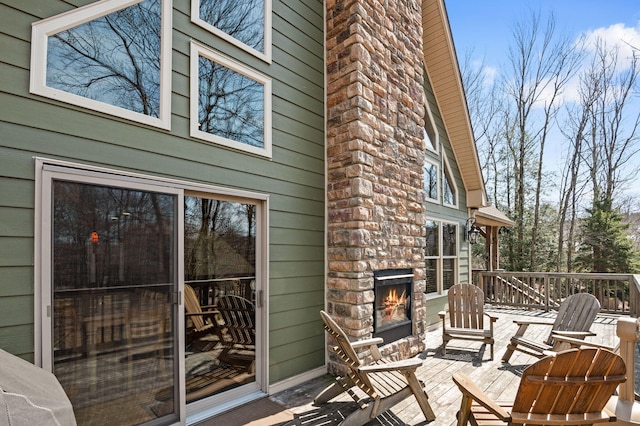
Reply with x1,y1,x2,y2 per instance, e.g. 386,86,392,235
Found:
325,0,427,367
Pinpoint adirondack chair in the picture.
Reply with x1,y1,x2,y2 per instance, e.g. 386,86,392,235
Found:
314,310,436,426
502,292,600,363
439,283,498,360
184,284,222,349
215,295,256,372
453,347,626,425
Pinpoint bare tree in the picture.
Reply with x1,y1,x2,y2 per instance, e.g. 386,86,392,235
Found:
503,10,583,270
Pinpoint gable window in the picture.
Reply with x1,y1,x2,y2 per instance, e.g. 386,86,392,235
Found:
424,160,439,202
192,0,272,63
424,104,438,153
30,0,172,129
190,42,272,157
442,156,458,207
424,219,459,295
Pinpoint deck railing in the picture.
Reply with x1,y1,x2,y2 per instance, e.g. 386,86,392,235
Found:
476,271,640,316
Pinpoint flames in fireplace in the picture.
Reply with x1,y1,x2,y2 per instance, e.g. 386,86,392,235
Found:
382,287,407,320
373,269,413,342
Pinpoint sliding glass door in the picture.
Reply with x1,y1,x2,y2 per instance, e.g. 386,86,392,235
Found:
183,194,258,403
42,172,181,426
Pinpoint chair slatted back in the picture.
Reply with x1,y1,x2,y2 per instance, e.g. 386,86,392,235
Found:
546,293,600,346
319,310,377,398
217,295,255,346
512,348,625,417
184,284,207,332
447,284,485,329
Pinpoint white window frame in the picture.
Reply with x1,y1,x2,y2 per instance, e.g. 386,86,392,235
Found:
424,101,439,154
191,0,272,64
442,155,459,208
424,158,439,203
34,157,270,423
424,219,460,297
190,41,272,158
29,0,173,130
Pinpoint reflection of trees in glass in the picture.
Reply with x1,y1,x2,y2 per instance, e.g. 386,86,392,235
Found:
199,0,264,53
46,0,161,117
198,56,264,147
184,197,256,280
442,224,457,256
53,182,174,288
424,163,437,199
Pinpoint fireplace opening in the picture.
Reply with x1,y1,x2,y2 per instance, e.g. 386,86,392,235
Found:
373,269,413,343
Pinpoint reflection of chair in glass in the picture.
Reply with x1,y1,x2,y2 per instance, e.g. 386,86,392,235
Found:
439,283,498,360
453,348,625,425
126,307,166,388
502,293,600,363
184,284,221,349
215,295,256,372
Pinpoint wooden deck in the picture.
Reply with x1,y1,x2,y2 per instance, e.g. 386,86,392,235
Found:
266,308,620,426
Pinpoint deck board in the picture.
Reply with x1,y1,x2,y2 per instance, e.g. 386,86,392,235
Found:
269,308,619,426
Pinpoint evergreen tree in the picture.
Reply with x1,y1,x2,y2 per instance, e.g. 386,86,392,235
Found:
575,197,640,273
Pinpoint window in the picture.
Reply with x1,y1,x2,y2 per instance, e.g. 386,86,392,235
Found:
442,156,458,207
191,42,272,157
424,160,439,202
191,0,272,63
423,104,438,153
424,219,459,294
30,0,172,129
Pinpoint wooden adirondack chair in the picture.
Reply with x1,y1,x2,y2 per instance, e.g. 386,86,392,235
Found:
314,310,436,426
184,284,221,348
215,295,256,372
502,292,601,363
453,347,626,425
439,283,498,360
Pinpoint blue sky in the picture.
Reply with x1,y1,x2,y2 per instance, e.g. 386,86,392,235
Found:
446,1,640,68
445,1,640,201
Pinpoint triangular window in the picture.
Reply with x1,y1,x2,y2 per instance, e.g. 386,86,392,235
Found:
424,160,438,202
30,0,172,129
424,105,438,153
442,156,458,207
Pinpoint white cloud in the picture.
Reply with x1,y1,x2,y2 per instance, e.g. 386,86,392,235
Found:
582,22,640,71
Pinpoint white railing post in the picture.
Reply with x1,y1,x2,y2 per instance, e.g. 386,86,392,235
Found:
606,317,640,424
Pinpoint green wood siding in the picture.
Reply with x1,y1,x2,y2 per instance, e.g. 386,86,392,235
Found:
0,0,325,385
422,68,472,323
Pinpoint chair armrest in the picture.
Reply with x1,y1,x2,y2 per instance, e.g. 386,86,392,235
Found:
551,335,616,351
513,319,554,326
452,373,511,420
359,357,422,373
438,311,446,319
484,312,498,322
551,330,597,338
350,338,384,349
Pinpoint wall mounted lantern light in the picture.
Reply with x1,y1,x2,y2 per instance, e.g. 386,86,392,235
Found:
465,217,480,244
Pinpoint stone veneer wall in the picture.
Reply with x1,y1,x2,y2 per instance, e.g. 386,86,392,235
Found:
325,0,427,369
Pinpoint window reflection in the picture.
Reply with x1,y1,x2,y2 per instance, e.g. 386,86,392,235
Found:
424,163,438,200
183,196,257,402
199,0,265,54
198,55,265,148
46,0,161,117
52,181,177,425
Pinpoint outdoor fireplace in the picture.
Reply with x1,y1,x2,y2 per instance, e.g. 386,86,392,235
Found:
373,269,413,343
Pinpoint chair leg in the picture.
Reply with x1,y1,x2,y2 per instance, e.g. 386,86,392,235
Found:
314,378,349,405
501,342,516,362
456,393,473,426
406,373,436,421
